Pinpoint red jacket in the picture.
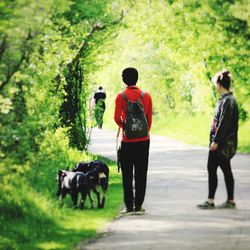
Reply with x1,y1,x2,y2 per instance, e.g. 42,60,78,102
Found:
114,85,152,142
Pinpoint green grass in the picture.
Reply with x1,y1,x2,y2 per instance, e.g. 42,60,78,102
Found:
104,109,250,153
0,157,123,250
237,122,250,153
151,112,210,147
152,112,250,154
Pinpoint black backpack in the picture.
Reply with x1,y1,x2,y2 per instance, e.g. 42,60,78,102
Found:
121,91,149,138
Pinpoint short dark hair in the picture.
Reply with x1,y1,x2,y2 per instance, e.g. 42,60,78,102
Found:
98,86,103,90
213,70,232,90
122,67,138,86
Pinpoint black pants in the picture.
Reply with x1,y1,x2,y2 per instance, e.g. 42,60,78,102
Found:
120,140,150,210
207,150,234,200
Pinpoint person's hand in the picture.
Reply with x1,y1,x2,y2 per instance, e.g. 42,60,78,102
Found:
210,142,218,151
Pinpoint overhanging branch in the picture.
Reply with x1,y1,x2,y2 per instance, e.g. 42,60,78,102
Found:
69,10,124,67
0,32,33,92
0,35,8,61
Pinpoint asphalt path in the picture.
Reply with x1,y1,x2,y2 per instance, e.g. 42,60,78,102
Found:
78,128,250,250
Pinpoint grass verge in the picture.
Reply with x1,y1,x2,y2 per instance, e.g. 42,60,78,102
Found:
0,156,123,250
104,109,250,153
151,112,250,153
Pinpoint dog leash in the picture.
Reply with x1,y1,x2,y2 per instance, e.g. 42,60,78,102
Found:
116,127,121,172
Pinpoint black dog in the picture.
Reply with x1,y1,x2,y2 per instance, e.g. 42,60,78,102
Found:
72,160,109,208
56,170,94,209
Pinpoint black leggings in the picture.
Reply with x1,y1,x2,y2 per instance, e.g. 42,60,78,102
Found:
120,140,150,210
207,150,234,200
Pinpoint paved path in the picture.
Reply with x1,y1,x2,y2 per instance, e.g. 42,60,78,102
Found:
79,128,250,250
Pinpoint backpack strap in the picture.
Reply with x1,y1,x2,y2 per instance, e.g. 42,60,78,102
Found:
121,92,129,102
138,91,145,102
120,91,145,102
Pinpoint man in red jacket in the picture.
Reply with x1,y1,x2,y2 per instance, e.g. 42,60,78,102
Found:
114,67,152,214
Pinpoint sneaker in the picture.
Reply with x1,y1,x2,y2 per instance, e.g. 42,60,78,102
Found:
120,207,134,215
197,201,215,209
217,201,236,209
134,207,145,215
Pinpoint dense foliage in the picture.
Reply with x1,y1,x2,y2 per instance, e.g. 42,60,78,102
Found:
86,0,250,151
0,1,124,249
1,0,249,170
0,0,123,161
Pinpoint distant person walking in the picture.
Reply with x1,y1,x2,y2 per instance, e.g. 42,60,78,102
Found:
198,70,239,209
92,86,106,129
114,67,152,214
